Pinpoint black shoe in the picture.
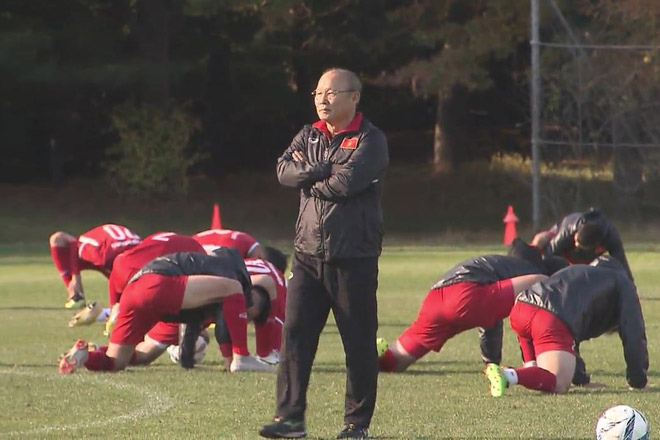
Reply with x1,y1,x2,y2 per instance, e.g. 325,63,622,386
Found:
259,417,307,438
336,424,368,439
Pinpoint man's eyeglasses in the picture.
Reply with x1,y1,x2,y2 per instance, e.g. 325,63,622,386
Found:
311,89,355,101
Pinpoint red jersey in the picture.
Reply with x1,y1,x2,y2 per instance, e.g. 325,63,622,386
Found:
108,232,204,306
245,258,287,318
193,229,259,258
77,224,141,276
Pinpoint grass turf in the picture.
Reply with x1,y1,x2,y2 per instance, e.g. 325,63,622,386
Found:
0,247,658,439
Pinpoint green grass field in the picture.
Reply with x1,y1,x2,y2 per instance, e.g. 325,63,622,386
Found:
0,246,658,439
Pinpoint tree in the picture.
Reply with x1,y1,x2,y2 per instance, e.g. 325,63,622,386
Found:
377,1,529,172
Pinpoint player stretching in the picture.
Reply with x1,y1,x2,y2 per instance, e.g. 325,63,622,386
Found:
214,255,288,369
193,228,267,259
49,224,141,308
485,256,647,396
377,255,548,373
58,248,271,373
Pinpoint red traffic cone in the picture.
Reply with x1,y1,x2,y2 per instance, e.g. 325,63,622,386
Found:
211,203,222,230
503,205,519,246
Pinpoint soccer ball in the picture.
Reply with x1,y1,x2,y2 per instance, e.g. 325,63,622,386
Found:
596,405,649,440
167,330,210,365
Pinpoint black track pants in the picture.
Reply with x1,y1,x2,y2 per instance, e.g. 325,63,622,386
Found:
275,252,379,428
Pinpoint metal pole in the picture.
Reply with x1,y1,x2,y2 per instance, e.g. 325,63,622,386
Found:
530,0,541,230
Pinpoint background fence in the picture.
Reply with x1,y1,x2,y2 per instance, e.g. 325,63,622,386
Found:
530,0,660,229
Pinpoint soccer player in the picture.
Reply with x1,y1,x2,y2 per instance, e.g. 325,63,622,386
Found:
377,255,549,373
105,232,206,365
484,256,648,396
193,228,267,259
58,248,272,373
531,208,633,280
49,224,141,308
214,255,288,369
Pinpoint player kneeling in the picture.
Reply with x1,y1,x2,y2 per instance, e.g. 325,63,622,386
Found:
484,256,648,396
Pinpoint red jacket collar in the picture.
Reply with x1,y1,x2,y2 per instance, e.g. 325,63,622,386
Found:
312,112,363,140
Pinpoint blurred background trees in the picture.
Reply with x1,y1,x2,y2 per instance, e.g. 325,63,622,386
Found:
1,0,658,201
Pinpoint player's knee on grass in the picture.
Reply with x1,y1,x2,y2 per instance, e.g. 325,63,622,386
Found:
392,340,419,372
134,338,167,365
537,350,576,394
106,343,138,371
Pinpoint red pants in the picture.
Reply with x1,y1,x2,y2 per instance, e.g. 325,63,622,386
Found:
111,274,187,346
145,322,180,346
399,280,513,358
509,301,575,362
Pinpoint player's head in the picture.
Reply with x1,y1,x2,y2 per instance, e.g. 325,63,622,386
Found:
247,285,271,325
313,68,361,125
264,246,289,274
575,222,605,250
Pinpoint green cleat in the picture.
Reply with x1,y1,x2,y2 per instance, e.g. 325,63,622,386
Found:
484,363,508,397
64,295,86,309
376,337,389,359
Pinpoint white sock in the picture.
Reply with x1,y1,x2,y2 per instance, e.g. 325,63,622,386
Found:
503,368,518,385
97,308,112,322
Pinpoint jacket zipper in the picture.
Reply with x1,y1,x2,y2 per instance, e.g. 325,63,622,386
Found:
318,136,331,258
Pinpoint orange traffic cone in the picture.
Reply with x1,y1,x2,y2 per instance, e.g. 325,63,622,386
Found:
503,205,519,246
211,203,222,230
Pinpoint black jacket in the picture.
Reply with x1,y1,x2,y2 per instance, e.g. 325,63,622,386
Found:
129,247,252,306
545,209,633,280
507,238,569,276
276,115,389,261
515,258,648,388
431,255,546,364
129,248,253,368
431,255,545,290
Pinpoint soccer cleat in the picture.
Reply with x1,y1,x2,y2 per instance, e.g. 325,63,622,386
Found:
68,302,103,327
103,306,119,337
230,355,276,373
337,424,369,439
256,350,281,366
259,417,307,438
484,363,508,397
376,337,389,358
58,339,90,374
64,295,86,309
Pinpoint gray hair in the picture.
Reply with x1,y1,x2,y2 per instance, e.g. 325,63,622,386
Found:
322,67,362,92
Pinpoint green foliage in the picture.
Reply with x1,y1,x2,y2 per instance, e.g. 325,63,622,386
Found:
105,103,203,198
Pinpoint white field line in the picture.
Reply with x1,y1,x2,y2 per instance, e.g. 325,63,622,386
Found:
0,370,175,437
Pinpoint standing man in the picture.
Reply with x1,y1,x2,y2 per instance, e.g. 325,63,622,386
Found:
259,68,389,440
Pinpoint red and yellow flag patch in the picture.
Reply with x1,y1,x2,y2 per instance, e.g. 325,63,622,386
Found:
340,137,358,150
